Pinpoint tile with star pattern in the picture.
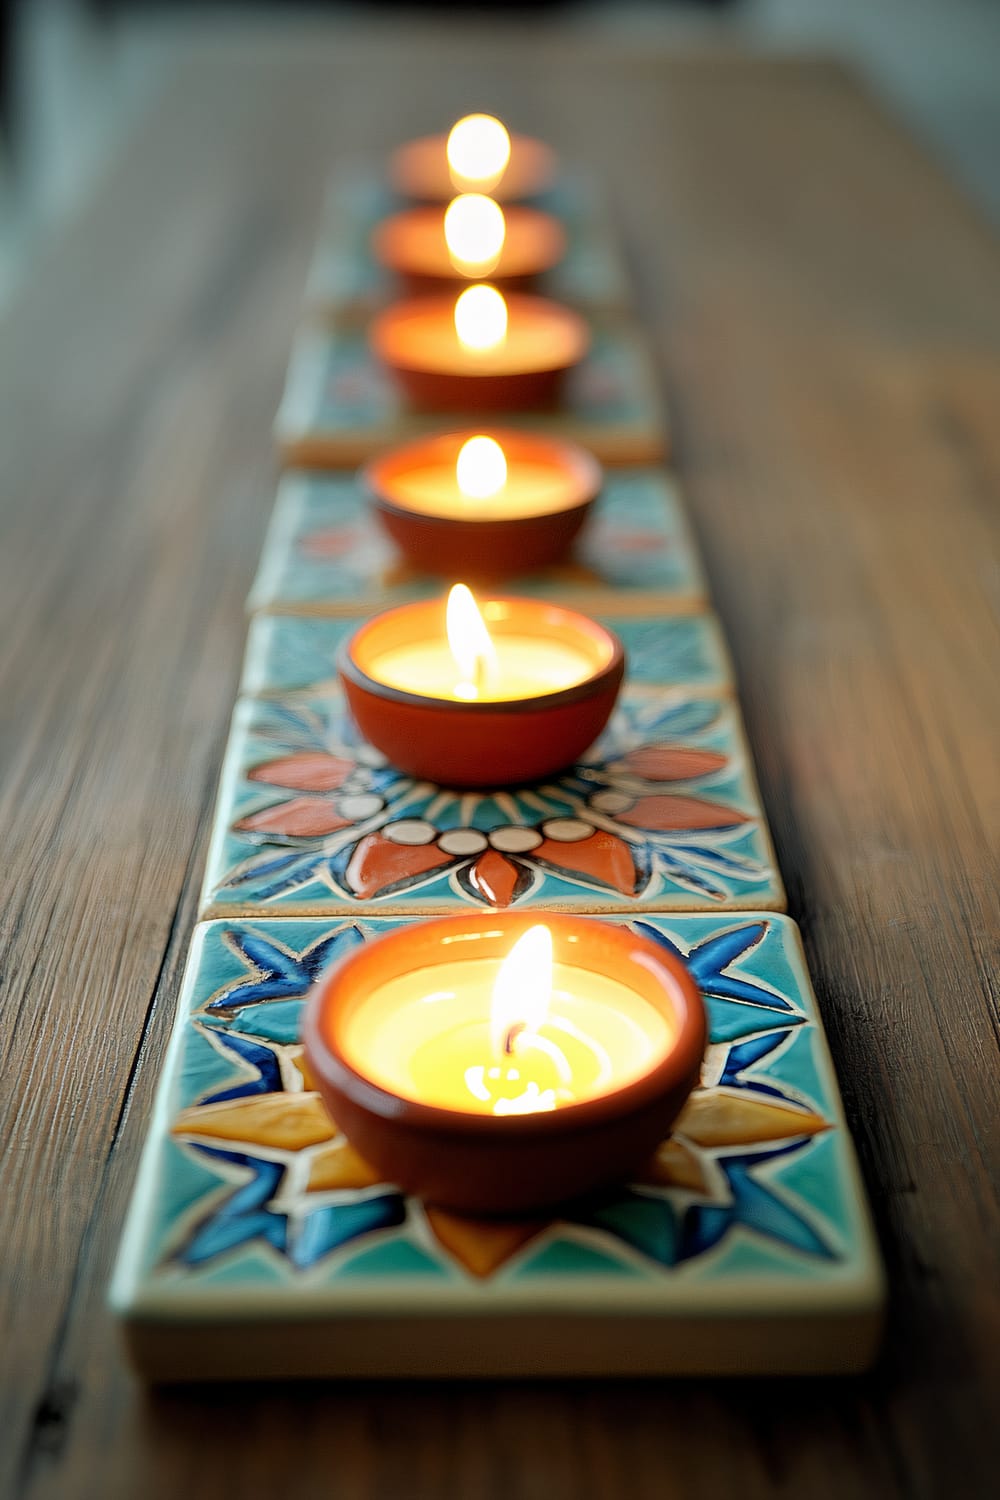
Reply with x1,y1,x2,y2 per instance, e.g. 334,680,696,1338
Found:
247,469,707,618
199,688,783,919
111,911,883,1379
274,321,665,470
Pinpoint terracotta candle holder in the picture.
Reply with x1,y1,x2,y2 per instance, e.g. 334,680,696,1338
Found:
370,289,589,412
337,591,624,787
371,203,567,295
363,429,602,577
390,127,556,204
302,913,707,1217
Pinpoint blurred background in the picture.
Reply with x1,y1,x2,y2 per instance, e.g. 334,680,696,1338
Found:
1,0,998,311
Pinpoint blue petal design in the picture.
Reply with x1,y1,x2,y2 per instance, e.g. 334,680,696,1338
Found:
207,925,364,1012
173,1149,407,1272
201,1031,282,1102
679,1144,837,1264
177,1151,286,1266
687,922,768,976
289,1195,407,1269
641,699,719,739
719,1031,790,1086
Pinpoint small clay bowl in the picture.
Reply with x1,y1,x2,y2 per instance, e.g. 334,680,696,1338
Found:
302,913,708,1217
362,430,602,578
337,597,624,787
369,293,590,413
371,205,567,296
390,133,557,204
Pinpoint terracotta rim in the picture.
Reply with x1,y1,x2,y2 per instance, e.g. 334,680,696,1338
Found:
337,599,624,716
361,429,603,529
302,913,707,1139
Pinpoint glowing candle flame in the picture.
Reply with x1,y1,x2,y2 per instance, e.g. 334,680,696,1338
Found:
446,114,511,192
490,924,554,1057
446,583,498,700
456,435,507,501
443,194,506,275
454,284,508,352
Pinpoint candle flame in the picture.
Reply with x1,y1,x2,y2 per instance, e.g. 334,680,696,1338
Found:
443,194,506,276
446,583,498,700
490,925,553,1057
446,114,511,192
454,284,508,352
456,435,507,501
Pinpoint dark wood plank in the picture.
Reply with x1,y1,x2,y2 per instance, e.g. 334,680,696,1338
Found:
1,32,997,1500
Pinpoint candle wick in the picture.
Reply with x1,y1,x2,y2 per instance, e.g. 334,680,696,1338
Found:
503,1021,525,1056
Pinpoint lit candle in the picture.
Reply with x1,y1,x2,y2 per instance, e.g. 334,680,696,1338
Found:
390,116,556,204
343,925,670,1114
371,201,566,292
337,590,625,785
446,114,511,194
355,584,596,702
302,914,708,1216
364,430,602,577
444,193,506,275
370,287,589,411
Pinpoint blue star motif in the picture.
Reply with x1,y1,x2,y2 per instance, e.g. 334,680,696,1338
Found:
205,924,364,1013
175,1146,405,1271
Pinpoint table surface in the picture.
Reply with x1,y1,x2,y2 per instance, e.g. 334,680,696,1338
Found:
1,27,998,1500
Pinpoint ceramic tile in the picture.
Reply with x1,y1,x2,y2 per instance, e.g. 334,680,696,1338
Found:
305,172,631,322
111,911,883,1378
240,613,732,701
200,688,783,918
247,469,707,617
275,322,665,470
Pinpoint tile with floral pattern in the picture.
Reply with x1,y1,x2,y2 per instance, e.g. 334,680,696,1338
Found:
111,912,883,1377
275,322,665,469
305,172,631,322
240,613,732,701
247,469,707,617
200,688,783,918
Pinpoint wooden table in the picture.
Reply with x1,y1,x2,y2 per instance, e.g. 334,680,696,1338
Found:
2,29,998,1500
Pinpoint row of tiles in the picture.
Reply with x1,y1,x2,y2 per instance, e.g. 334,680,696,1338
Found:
110,171,882,1378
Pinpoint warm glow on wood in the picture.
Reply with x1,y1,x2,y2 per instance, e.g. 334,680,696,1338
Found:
455,435,508,500
443,194,506,275
446,114,511,192
445,583,498,699
453,284,508,351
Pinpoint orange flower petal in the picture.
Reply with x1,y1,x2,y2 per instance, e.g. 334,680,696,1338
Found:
247,752,354,792
235,797,352,838
346,831,452,899
617,795,748,832
535,830,638,896
621,746,728,781
468,848,521,907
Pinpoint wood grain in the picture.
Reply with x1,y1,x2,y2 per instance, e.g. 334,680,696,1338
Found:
1,30,997,1500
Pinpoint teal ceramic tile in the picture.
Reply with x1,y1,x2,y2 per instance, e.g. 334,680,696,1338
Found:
275,322,665,470
200,688,783,918
111,912,883,1378
240,612,732,701
305,173,631,322
247,469,708,617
